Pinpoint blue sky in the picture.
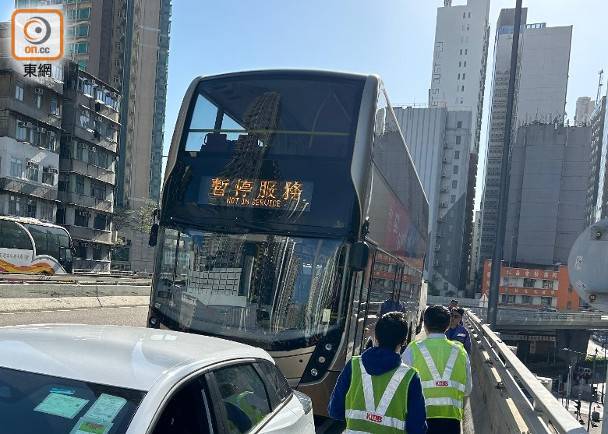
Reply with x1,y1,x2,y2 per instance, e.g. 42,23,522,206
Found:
2,0,607,210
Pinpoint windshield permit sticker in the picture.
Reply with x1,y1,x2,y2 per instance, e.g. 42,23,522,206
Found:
81,394,127,425
70,418,113,434
199,176,313,212
34,393,89,419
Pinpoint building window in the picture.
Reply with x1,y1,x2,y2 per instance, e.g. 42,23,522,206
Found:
458,73,461,80
16,121,28,141
79,110,92,130
453,165,459,175
542,280,554,289
455,135,461,145
74,209,90,227
15,84,24,101
50,97,60,116
458,61,462,67
26,199,36,218
47,131,58,152
75,175,85,195
94,214,109,231
540,296,552,306
461,85,465,91
464,49,468,55
25,162,39,182
92,245,104,261
521,295,532,304
464,61,467,67
451,195,456,204
97,151,109,169
8,195,22,216
10,158,23,178
523,278,536,288
42,167,55,186
91,182,105,201
77,142,85,161
457,121,462,128
58,174,68,192
40,202,53,221
462,73,466,80
468,12,471,18
74,242,87,259
56,207,65,225
454,150,460,160
459,49,463,55
452,180,458,189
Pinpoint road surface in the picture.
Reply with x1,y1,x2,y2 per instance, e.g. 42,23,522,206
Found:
0,305,148,327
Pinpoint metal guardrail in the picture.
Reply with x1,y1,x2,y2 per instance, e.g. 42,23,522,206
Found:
469,306,608,325
466,309,587,433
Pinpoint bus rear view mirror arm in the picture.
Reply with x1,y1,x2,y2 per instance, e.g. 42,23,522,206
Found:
350,241,369,271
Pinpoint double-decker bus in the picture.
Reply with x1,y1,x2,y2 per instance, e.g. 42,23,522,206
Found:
147,70,428,413
0,216,73,274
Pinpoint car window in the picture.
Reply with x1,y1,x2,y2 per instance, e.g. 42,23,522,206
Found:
214,364,272,433
256,361,292,407
151,376,213,434
0,366,144,434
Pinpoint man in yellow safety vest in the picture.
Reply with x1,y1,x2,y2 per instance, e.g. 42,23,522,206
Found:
328,312,427,433
402,305,471,434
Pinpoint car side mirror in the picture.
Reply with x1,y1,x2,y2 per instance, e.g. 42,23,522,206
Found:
149,223,159,247
350,241,369,272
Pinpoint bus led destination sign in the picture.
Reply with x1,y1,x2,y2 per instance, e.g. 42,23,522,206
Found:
200,177,313,211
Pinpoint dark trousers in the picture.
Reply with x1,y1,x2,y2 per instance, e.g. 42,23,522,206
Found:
427,418,461,434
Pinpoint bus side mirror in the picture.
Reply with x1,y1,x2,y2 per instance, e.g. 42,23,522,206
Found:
149,223,159,247
350,242,369,272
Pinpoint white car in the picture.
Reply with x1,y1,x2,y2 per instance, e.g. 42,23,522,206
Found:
0,324,315,434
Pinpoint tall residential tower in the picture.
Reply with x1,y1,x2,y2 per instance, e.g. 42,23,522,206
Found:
428,0,491,295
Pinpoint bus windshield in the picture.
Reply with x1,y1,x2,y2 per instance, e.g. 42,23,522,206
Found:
161,73,365,238
152,227,348,351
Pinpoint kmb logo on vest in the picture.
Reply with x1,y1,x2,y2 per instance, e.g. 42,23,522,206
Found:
366,412,383,423
11,9,64,61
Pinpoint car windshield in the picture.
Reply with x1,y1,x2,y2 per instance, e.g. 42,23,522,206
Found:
0,367,145,434
152,227,348,351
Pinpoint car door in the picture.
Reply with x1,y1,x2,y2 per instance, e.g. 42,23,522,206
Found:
206,361,313,434
149,374,217,434
255,360,313,433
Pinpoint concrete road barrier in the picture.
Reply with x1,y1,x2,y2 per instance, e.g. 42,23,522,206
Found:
0,295,150,313
0,284,151,299
0,284,152,313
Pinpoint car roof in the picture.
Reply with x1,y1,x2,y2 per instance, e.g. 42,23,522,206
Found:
0,324,272,391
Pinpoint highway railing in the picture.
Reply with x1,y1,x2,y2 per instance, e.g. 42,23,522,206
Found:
468,306,608,325
466,309,587,434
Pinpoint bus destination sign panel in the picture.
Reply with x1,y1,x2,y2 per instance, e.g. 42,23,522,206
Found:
199,177,313,211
